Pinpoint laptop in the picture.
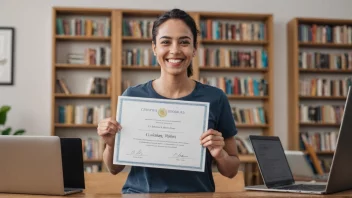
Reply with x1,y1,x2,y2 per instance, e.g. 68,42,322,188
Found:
0,136,85,195
285,150,328,181
245,86,352,194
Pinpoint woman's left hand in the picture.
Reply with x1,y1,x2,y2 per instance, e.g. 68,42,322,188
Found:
200,129,225,159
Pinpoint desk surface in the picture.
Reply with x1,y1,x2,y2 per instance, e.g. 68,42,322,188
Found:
2,190,352,198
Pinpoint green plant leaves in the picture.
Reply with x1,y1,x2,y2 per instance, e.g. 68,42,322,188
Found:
0,105,11,125
0,105,26,135
1,127,11,135
13,129,25,135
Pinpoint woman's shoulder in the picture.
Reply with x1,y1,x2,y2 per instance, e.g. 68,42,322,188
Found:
122,81,151,97
196,81,227,100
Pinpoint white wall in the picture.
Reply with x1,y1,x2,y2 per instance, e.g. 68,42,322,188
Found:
1,0,352,148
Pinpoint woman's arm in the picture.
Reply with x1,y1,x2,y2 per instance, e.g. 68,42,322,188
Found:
103,144,125,175
213,136,240,178
200,130,240,178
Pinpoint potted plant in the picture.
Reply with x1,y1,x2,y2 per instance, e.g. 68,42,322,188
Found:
0,105,25,135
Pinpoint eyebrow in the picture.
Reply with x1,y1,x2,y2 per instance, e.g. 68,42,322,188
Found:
159,36,191,40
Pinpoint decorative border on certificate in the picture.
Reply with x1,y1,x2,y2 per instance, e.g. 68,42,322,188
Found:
113,96,209,172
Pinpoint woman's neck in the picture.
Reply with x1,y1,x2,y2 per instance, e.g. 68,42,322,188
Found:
152,74,195,99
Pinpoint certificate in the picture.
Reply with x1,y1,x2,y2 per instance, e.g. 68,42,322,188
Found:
113,96,209,172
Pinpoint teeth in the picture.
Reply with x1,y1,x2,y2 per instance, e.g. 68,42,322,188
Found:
168,59,182,63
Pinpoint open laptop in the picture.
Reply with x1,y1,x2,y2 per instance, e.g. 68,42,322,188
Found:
0,136,85,195
245,86,352,194
285,150,328,181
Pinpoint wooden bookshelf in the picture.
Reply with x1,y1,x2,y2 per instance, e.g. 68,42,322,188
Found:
52,8,273,182
122,36,152,42
122,66,161,70
299,68,352,73
54,94,111,99
287,17,352,157
198,12,274,139
55,35,111,41
54,123,98,128
56,64,111,70
84,159,103,163
236,124,269,129
199,67,268,73
52,7,116,173
201,39,268,45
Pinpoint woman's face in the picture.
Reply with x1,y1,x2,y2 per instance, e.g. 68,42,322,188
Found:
152,19,196,77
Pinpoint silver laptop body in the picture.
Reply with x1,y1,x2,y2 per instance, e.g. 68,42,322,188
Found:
285,150,328,181
245,86,352,194
0,136,84,195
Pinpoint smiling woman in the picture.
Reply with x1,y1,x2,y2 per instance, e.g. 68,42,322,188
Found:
97,8,240,194
151,11,197,79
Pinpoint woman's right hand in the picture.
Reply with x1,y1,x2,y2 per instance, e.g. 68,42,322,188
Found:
97,117,122,148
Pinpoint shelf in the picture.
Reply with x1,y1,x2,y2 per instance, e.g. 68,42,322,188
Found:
299,42,352,49
55,124,98,128
299,68,352,74
300,123,340,127
201,39,268,45
55,7,112,16
288,18,352,152
55,35,111,41
227,95,268,100
200,67,268,72
56,64,111,70
122,66,160,70
236,124,269,128
316,151,334,155
238,154,256,163
84,159,103,163
122,36,152,42
55,94,111,99
300,96,346,100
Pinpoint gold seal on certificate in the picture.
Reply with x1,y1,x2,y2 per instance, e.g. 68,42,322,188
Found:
113,96,210,172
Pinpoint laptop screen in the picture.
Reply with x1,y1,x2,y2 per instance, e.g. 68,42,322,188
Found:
250,136,294,187
60,138,85,189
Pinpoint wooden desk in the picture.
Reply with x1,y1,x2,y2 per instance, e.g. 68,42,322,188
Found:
1,191,352,198
1,172,351,197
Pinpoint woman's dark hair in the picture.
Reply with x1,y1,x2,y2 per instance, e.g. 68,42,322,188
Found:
152,8,199,77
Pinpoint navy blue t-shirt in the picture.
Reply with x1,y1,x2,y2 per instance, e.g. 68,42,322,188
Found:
120,80,237,194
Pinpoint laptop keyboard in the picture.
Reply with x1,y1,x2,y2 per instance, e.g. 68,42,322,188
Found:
64,188,79,192
273,184,326,191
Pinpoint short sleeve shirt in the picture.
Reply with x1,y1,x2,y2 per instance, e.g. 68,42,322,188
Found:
120,80,237,193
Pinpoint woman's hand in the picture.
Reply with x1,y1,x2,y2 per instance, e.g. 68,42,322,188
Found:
97,117,122,148
200,129,225,159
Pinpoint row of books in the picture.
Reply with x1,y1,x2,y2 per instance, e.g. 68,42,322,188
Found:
299,52,352,70
56,77,111,95
82,138,104,160
56,18,111,37
66,47,111,66
198,48,268,68
122,80,131,94
300,134,333,174
56,78,71,94
87,77,111,95
232,107,266,125
122,19,153,38
122,48,158,66
298,24,352,44
57,104,111,124
299,78,352,97
300,131,338,152
199,20,266,41
199,77,268,96
299,104,344,124
235,136,253,155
